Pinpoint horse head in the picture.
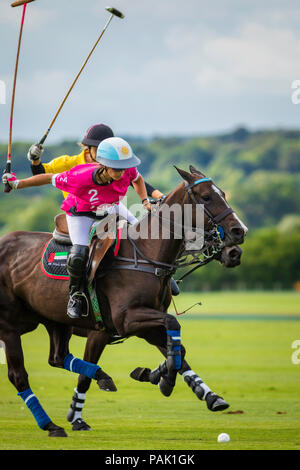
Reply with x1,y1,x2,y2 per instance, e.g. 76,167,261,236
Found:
174,165,248,246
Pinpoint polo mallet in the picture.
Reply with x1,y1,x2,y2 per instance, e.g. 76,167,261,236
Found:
38,6,125,147
4,0,35,193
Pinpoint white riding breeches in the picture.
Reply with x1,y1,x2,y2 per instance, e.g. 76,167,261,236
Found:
66,202,138,246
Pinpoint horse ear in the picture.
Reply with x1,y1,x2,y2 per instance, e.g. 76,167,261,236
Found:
174,166,194,184
189,165,205,177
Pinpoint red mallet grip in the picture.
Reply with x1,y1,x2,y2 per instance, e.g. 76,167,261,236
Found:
11,0,35,7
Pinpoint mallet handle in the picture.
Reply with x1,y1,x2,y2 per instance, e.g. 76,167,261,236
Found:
11,0,35,7
39,12,116,146
4,4,27,193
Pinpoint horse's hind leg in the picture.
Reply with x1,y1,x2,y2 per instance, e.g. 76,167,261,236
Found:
45,322,116,395
67,330,112,431
2,329,67,437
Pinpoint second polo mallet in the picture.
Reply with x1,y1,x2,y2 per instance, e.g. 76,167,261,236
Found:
38,6,125,146
4,0,36,193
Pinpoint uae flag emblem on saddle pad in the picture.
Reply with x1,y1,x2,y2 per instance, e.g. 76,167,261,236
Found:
41,238,70,280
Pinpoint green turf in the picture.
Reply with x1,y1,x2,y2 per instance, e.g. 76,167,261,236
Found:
169,290,300,315
0,291,299,450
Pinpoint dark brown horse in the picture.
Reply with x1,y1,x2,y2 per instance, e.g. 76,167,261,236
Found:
0,166,246,436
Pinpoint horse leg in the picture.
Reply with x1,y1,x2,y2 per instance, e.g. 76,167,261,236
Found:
131,340,229,412
121,308,183,397
66,330,112,431
45,322,116,392
1,329,67,437
179,359,229,411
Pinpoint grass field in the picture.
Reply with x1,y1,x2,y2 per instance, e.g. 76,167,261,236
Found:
0,291,299,450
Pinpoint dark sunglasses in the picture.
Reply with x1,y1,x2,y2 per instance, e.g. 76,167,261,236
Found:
110,167,126,172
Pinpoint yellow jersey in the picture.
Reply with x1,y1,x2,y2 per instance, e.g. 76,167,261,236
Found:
42,150,87,198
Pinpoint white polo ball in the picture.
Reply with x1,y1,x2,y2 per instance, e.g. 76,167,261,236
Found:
217,433,230,443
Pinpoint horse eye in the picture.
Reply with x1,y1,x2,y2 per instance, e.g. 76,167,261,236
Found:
202,194,210,202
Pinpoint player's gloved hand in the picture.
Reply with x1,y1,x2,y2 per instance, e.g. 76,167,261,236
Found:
2,172,19,190
27,143,44,162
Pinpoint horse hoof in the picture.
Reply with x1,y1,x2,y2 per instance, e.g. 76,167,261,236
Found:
158,377,175,397
45,422,68,437
96,369,117,391
206,392,230,412
130,367,151,382
72,418,91,431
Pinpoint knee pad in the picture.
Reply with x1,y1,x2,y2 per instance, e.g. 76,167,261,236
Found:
67,245,89,278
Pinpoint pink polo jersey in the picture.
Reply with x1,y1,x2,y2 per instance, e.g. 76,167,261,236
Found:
52,163,139,215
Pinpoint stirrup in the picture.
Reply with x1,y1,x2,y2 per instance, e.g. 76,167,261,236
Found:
67,292,89,319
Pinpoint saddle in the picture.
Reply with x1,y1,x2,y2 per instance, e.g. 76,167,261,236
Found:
51,213,123,282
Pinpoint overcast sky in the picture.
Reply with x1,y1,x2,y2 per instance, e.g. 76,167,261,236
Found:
0,0,299,143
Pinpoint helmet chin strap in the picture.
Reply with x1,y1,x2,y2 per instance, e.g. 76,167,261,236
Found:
88,146,98,163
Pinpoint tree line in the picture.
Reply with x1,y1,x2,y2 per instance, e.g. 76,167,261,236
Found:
0,127,299,290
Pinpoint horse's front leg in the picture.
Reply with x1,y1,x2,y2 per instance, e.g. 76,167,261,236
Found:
67,329,112,431
180,360,229,411
119,308,183,397
132,342,229,412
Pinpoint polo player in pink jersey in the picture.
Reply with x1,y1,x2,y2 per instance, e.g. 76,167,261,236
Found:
3,137,151,319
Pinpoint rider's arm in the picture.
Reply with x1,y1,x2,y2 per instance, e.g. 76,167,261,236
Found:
131,174,151,210
145,182,164,200
130,180,165,200
31,154,84,176
17,173,54,188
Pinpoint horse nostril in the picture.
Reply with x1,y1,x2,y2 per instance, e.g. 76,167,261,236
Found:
229,248,240,260
231,227,244,241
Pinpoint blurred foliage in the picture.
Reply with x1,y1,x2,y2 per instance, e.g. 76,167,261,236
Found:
178,227,300,291
0,127,299,289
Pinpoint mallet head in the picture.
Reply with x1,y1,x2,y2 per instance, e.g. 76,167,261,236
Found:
105,6,125,19
11,0,35,7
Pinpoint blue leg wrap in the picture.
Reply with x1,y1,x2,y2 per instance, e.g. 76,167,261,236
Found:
64,353,100,379
167,329,182,370
18,388,51,429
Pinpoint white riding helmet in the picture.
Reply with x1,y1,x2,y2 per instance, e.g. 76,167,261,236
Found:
96,137,141,169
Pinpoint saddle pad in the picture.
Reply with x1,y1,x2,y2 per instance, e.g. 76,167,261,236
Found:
41,238,70,280
41,227,123,281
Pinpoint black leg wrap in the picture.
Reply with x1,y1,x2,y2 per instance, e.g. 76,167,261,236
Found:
183,374,205,400
149,361,168,385
166,335,182,371
67,390,85,423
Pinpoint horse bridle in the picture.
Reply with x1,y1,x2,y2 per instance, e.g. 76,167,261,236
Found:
111,175,234,276
184,177,234,226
